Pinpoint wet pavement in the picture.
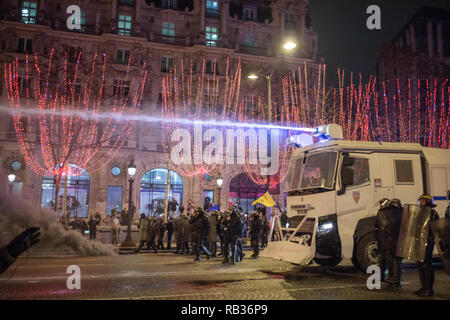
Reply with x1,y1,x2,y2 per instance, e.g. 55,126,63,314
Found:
0,250,449,300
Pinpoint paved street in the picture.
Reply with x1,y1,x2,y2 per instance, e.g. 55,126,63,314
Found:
0,250,449,300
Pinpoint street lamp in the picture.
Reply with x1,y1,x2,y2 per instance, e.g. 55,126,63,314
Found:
216,175,223,208
120,160,137,251
283,41,297,50
8,174,16,194
247,71,273,122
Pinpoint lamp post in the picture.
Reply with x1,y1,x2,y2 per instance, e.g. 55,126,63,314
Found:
8,174,16,194
216,175,223,209
120,160,137,251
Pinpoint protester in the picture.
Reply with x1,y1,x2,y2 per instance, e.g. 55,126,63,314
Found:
208,210,219,257
110,213,121,246
88,216,98,240
0,227,41,275
166,217,174,250
136,214,150,253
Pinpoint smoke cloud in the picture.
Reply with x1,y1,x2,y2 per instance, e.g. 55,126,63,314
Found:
0,175,115,256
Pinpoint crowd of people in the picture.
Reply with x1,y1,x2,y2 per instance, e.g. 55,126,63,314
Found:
135,199,274,264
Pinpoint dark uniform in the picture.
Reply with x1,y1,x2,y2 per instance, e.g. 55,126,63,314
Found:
261,215,270,248
155,218,164,250
236,211,245,262
146,218,158,253
208,211,219,257
88,217,98,240
249,211,263,258
166,218,174,250
415,193,440,297
222,210,241,264
173,217,182,254
375,198,403,287
218,211,228,256
190,209,211,261
180,214,191,254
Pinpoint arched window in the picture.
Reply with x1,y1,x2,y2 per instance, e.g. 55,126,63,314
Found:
229,173,266,213
140,168,183,216
40,164,90,218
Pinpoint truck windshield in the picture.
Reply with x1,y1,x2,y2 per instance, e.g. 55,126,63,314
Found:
287,152,338,191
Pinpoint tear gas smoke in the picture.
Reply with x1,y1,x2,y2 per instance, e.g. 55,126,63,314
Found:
0,174,115,256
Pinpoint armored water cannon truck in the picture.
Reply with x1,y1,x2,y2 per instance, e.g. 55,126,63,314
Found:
274,124,450,271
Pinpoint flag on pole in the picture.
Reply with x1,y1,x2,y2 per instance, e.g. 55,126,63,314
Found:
252,191,275,207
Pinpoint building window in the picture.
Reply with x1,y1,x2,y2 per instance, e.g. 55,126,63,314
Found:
119,0,134,5
118,15,132,36
394,159,414,184
206,0,219,19
244,34,257,47
40,164,90,218
285,13,295,29
113,79,130,97
205,26,218,46
106,186,123,214
116,49,130,64
140,169,183,216
243,7,256,21
17,37,33,54
21,1,37,24
162,22,175,42
162,0,177,9
161,57,174,73
205,59,217,74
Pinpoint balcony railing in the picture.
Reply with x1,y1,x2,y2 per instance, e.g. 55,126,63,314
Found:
238,45,271,57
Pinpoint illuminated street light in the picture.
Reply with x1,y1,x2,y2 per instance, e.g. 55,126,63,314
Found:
248,74,258,80
283,41,297,50
121,160,137,251
8,174,16,183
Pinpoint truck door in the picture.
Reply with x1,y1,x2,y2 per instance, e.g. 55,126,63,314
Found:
336,155,372,258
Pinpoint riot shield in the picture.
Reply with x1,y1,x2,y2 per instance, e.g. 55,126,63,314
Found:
431,217,450,275
396,204,432,262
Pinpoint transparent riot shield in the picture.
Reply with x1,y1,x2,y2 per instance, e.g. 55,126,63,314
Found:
396,204,432,262
431,217,450,275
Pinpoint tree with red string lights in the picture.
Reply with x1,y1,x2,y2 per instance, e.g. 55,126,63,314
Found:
4,49,147,218
160,56,242,178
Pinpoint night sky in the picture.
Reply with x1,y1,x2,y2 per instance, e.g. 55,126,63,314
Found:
309,0,450,86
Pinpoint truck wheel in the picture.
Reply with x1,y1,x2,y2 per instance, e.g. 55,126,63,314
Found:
355,232,378,272
313,256,342,267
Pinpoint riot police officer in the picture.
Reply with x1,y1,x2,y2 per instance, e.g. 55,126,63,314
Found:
222,208,241,264
249,211,262,258
375,198,403,287
190,208,211,261
415,193,439,297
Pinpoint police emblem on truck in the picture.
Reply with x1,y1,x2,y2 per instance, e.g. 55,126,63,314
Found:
352,191,360,203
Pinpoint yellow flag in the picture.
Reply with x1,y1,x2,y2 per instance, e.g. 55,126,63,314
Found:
252,191,275,207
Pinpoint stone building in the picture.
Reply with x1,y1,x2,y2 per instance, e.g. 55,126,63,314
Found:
377,6,450,83
0,0,321,221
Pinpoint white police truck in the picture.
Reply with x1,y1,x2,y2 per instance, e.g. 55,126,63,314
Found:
264,124,450,271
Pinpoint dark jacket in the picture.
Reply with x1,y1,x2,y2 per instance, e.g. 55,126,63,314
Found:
208,212,219,242
249,216,263,237
224,212,241,237
190,213,210,238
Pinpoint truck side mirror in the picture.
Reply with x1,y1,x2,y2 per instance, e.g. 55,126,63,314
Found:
338,168,354,195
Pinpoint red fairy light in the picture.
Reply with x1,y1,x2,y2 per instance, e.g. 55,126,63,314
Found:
161,57,242,177
5,49,148,178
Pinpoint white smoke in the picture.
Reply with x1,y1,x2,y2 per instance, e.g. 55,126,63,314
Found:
0,175,115,256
